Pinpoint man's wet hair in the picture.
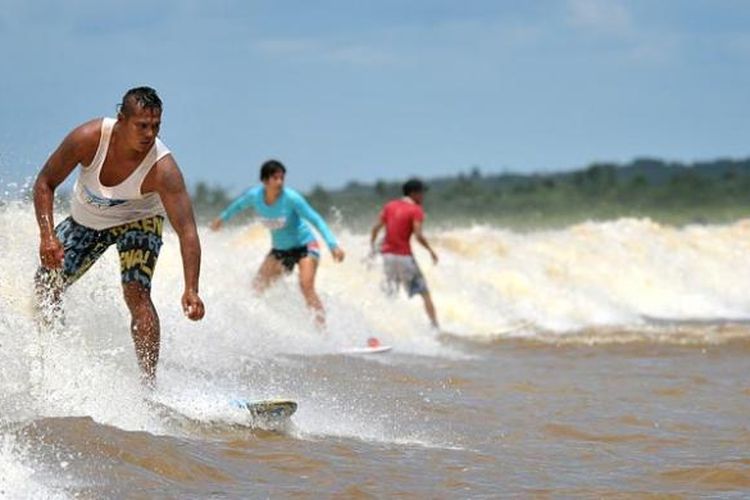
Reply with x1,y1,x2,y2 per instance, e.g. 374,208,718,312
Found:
119,86,162,116
260,159,287,181
402,178,427,196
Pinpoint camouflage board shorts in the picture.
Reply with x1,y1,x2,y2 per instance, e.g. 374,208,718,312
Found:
39,215,164,290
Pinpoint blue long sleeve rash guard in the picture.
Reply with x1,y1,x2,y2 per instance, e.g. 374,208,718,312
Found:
219,186,339,251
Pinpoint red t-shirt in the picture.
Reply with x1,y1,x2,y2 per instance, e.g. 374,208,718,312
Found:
380,199,425,255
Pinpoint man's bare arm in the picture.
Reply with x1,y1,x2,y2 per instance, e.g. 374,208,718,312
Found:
33,121,98,267
370,220,384,253
153,156,205,320
413,219,438,264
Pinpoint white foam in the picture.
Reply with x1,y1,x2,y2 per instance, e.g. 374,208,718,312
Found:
5,201,750,480
0,433,68,500
428,218,750,336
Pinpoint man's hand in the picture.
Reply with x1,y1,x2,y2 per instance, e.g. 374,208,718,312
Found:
429,249,439,265
332,247,346,263
151,156,205,322
182,290,205,320
210,218,222,231
413,219,437,265
40,234,65,269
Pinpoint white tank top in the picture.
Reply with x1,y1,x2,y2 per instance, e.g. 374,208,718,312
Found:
70,117,170,230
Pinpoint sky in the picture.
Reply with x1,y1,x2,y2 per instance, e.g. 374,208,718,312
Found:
0,0,749,194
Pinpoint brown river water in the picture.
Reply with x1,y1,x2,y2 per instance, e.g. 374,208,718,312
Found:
3,209,750,497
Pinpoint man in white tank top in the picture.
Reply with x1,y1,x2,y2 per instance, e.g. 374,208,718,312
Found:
33,87,205,387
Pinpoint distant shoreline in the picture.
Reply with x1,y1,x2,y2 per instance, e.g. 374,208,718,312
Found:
191,156,750,230
4,156,749,230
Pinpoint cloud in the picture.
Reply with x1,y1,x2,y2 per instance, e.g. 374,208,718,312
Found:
256,15,547,72
566,0,632,37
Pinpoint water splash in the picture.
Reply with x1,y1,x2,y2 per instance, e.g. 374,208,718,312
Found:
4,200,750,490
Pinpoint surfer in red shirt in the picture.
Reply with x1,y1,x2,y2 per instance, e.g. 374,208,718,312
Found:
370,179,439,328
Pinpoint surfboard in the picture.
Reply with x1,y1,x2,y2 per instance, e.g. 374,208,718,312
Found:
341,336,393,354
229,398,298,420
342,344,394,354
147,397,297,429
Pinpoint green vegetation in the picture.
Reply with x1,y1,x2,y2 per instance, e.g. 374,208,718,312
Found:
194,157,750,230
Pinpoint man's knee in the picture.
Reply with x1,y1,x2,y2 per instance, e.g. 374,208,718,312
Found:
299,280,315,296
122,283,153,310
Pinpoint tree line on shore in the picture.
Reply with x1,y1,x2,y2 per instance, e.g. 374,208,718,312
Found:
191,157,750,229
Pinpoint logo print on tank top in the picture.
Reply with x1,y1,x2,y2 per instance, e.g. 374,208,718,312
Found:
83,185,127,208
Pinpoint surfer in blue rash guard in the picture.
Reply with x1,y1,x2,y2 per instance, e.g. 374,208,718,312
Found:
210,159,345,328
